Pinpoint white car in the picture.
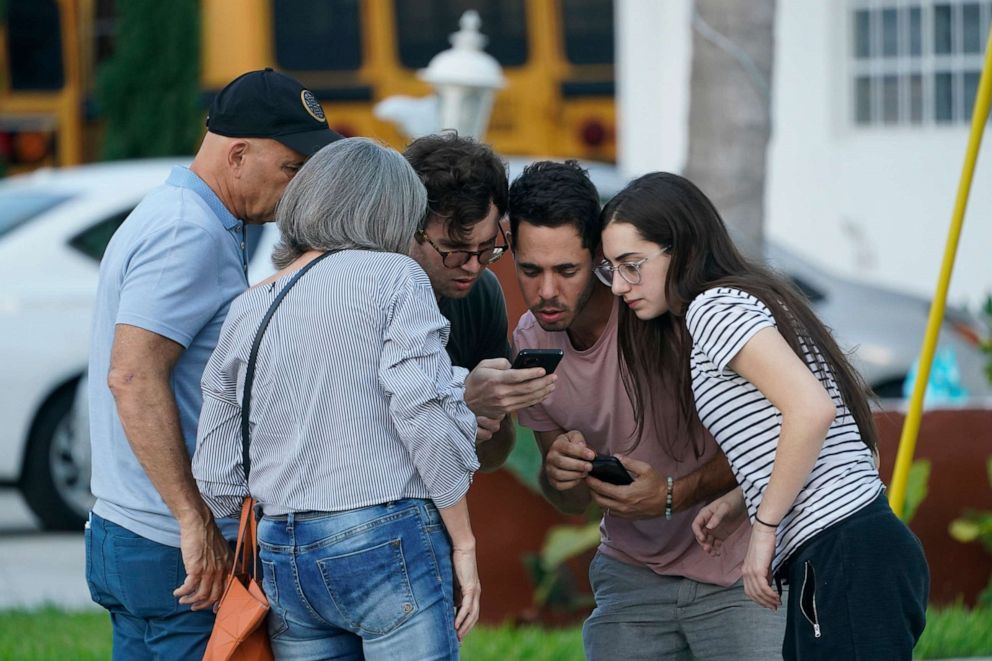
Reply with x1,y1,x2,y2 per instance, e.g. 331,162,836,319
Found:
0,159,273,530
1,159,987,530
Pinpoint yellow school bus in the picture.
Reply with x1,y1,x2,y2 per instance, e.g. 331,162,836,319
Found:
0,0,615,173
0,0,86,172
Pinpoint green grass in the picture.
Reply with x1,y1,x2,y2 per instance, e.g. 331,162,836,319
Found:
914,604,992,659
463,624,583,659
0,608,111,660
0,606,989,660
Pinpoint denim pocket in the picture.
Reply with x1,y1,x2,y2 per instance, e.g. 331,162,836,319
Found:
317,538,417,636
260,558,289,639
113,537,183,617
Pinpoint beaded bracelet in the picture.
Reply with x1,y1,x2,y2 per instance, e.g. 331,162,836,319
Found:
664,476,674,520
754,514,780,528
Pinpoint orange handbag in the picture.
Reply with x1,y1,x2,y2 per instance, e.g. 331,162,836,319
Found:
202,250,336,661
202,497,273,661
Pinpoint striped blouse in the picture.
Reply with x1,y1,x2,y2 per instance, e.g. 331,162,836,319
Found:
686,287,883,575
192,250,479,518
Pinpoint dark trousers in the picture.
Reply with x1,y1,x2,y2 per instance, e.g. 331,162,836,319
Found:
779,493,929,660
85,513,216,661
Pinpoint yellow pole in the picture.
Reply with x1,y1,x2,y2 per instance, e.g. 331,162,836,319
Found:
888,27,992,518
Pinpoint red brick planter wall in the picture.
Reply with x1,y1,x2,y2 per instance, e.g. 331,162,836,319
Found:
468,408,992,623
875,408,992,606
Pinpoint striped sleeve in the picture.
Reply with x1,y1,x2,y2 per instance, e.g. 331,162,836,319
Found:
193,308,250,518
194,392,249,518
686,288,776,374
378,275,480,509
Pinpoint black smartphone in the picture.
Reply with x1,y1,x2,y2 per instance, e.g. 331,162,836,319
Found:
589,454,633,485
511,348,564,374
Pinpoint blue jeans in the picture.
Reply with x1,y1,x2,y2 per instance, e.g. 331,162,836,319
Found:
85,512,215,660
258,499,458,660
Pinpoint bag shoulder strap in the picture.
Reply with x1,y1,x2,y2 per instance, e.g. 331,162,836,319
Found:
240,250,336,484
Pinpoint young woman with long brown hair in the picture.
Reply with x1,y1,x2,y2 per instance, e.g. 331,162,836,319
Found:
596,172,928,659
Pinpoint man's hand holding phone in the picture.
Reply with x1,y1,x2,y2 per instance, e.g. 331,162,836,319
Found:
464,357,557,419
587,456,672,520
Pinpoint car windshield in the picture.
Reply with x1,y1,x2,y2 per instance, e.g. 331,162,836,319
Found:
0,190,72,239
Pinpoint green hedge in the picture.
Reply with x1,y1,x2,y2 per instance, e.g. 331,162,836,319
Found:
95,0,201,160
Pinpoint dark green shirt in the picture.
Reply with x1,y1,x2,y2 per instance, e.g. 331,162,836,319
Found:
438,269,512,371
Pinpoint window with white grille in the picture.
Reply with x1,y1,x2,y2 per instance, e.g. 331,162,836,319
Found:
850,1,990,125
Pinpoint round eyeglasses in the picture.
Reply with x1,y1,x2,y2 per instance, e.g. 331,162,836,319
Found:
594,248,669,286
416,227,509,268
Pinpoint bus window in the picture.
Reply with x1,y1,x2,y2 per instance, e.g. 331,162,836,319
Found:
273,0,362,71
394,0,528,69
7,0,65,90
562,0,614,66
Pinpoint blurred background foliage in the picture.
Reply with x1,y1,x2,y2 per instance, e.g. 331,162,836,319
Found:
94,0,201,160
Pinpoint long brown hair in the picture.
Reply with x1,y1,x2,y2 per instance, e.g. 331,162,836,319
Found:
602,172,878,458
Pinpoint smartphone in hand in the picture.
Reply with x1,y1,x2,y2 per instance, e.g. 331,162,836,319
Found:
511,348,564,374
589,454,633,485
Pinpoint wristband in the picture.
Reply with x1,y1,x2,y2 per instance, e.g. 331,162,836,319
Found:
664,476,674,520
754,514,780,528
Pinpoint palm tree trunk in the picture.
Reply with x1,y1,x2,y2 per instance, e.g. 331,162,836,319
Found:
683,0,776,255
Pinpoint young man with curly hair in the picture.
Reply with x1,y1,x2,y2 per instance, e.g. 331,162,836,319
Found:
404,133,556,469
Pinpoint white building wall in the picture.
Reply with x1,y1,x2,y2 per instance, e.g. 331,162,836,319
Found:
769,1,991,309
619,0,991,310
617,0,692,177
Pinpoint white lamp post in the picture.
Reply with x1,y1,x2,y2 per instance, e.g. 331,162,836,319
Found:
418,10,505,141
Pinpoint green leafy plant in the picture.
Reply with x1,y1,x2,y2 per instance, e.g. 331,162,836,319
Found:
94,0,201,160
503,425,543,494
949,458,992,607
944,295,992,606
526,520,600,610
902,459,931,524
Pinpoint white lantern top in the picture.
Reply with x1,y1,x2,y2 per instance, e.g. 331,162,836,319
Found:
418,11,506,91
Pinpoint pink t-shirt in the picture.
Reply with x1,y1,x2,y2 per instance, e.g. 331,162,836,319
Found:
513,300,749,586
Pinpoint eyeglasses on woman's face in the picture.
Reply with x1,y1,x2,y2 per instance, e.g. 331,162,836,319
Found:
416,226,509,268
594,248,669,286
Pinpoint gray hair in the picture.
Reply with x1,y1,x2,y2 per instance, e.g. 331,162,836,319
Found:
271,137,427,268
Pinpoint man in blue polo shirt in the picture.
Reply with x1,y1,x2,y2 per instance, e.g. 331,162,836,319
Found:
85,69,342,659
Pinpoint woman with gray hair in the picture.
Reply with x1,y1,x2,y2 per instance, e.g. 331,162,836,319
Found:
192,137,481,659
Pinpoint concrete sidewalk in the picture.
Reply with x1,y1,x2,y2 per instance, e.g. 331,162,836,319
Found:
0,490,93,611
0,532,94,611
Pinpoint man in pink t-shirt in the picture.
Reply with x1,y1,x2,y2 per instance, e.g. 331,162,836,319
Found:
508,161,785,660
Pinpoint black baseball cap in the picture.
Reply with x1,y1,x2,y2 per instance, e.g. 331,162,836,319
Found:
206,68,343,157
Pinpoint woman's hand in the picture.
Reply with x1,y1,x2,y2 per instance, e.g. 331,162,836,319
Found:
692,488,746,555
451,544,480,641
742,525,780,610
436,498,479,640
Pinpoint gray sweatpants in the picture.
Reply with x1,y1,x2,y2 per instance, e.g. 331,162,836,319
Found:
583,553,786,661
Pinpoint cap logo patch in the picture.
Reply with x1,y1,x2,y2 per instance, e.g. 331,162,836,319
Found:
301,90,327,123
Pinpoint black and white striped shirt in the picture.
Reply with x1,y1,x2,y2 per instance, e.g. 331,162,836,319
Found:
192,250,479,518
686,287,883,574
